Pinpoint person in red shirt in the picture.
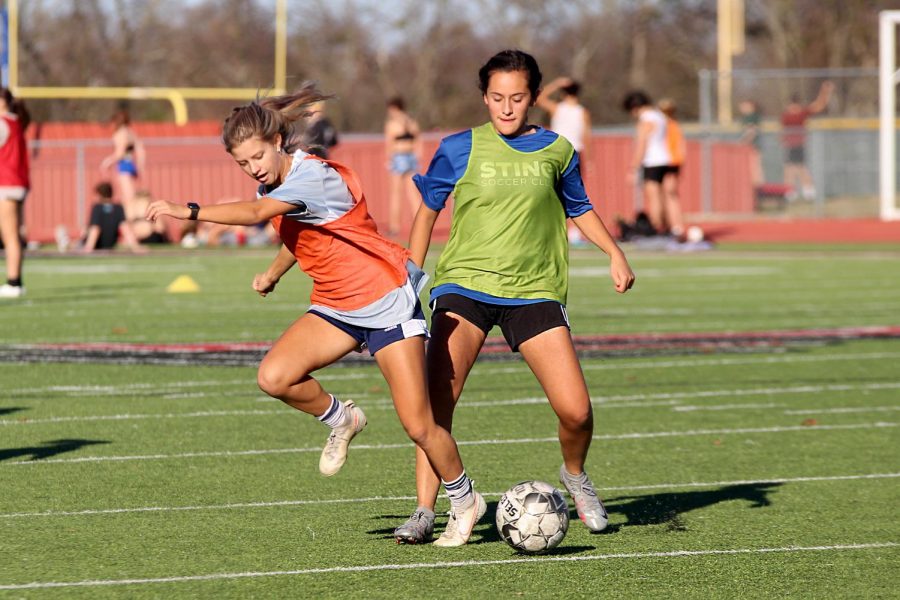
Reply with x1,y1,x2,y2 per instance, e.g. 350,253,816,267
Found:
781,81,833,201
0,88,30,299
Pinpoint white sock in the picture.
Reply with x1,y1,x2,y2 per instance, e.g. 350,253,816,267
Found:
316,395,347,428
442,471,474,511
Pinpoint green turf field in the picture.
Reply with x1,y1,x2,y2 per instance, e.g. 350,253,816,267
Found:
1,245,898,598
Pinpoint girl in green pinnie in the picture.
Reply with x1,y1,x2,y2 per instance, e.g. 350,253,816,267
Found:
394,50,635,544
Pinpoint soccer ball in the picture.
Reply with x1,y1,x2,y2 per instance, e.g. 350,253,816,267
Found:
495,480,569,554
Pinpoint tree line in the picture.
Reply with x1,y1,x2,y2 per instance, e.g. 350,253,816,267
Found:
14,0,887,131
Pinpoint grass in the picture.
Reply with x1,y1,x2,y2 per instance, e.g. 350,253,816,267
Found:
0,244,898,598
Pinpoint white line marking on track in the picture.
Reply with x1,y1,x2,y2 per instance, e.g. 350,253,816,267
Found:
0,543,895,590
2,473,896,519
2,422,895,466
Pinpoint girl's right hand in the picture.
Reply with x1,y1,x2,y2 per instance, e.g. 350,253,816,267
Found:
145,200,189,222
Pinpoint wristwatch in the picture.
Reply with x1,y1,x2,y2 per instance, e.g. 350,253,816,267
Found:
187,202,200,220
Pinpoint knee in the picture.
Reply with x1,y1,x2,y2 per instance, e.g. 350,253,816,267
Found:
403,422,434,448
257,365,294,398
559,406,593,432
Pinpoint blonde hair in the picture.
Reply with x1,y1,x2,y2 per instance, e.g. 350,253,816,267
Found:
222,82,332,154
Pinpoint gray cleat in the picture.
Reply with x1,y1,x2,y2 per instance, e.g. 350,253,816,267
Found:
394,507,436,544
559,464,609,532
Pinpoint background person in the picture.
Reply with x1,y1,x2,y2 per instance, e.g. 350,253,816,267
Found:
657,98,686,238
302,101,339,159
536,76,592,246
781,80,834,201
622,90,671,236
394,49,635,545
100,107,145,221
384,96,421,238
130,189,171,245
738,99,764,187
0,88,31,299
81,181,144,253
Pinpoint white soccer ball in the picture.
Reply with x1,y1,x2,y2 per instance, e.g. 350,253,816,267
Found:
495,480,569,554
686,225,705,243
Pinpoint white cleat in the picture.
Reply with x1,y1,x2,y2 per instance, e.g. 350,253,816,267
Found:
0,284,25,299
433,492,486,547
318,400,366,476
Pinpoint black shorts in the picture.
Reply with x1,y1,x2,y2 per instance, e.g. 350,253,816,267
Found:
431,293,570,352
786,146,805,165
642,165,678,183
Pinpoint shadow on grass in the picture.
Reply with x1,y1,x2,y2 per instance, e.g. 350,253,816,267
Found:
603,482,782,531
0,407,26,416
0,438,111,462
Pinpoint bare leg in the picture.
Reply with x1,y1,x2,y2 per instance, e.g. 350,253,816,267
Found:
256,313,360,415
388,172,402,236
642,180,665,233
518,327,593,474
413,311,487,509
0,199,22,281
375,336,465,482
117,173,138,221
661,172,685,235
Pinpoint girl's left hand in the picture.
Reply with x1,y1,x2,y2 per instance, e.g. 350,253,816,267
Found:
146,201,189,222
610,254,635,293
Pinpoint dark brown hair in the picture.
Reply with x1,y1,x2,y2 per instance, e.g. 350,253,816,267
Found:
0,88,30,131
478,50,542,98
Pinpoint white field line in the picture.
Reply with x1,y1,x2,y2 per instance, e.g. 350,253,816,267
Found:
674,403,781,412
480,352,900,376
784,406,900,415
5,381,898,426
5,373,368,398
0,543,896,590
2,422,895,466
1,472,897,520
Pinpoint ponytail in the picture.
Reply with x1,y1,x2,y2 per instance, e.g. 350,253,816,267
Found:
0,88,30,131
222,82,332,154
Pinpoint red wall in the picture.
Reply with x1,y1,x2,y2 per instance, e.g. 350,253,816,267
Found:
23,123,753,243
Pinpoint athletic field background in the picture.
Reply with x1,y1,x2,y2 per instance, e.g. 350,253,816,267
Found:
1,244,898,598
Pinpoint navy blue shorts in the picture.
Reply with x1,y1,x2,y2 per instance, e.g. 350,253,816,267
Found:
309,305,428,355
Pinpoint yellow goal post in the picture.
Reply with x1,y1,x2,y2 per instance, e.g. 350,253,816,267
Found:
5,0,287,125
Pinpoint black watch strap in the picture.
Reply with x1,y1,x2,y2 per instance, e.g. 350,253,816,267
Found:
187,202,200,220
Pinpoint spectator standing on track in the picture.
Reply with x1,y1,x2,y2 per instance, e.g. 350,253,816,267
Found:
657,98,686,238
0,88,31,299
100,107,145,222
384,96,422,239
781,81,834,201
738,99,764,187
146,84,484,547
622,90,673,236
393,50,634,544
